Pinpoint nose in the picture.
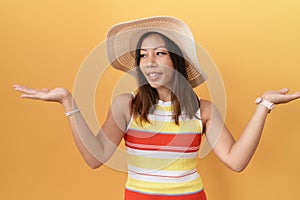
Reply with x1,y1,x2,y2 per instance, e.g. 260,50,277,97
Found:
146,52,157,68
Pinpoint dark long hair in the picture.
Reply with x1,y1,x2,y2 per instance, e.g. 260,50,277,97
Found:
130,32,200,125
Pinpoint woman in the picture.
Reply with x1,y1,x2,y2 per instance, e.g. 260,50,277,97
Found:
13,16,300,200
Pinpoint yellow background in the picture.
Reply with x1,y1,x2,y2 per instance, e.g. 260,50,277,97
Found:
1,0,300,199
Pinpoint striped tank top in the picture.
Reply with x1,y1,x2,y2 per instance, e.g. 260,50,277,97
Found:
124,100,206,200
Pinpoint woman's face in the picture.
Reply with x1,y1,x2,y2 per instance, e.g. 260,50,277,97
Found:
138,34,175,89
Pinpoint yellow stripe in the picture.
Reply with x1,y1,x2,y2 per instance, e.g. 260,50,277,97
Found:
155,105,172,111
127,154,197,171
126,176,203,195
130,119,201,133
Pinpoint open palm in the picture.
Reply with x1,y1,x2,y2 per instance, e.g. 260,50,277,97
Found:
13,84,70,104
262,88,300,104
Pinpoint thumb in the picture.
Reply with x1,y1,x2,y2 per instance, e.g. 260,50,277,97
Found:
279,88,289,94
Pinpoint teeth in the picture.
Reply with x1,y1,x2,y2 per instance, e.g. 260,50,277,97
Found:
148,73,160,77
149,73,157,77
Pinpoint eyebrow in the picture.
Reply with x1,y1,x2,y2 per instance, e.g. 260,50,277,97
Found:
140,46,167,51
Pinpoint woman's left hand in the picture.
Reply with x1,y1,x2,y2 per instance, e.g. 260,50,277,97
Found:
262,88,300,104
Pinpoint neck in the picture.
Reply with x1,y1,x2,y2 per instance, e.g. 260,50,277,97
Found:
156,87,172,102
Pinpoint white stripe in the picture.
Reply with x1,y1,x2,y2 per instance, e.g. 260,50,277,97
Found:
195,108,203,133
148,114,173,122
152,109,173,116
157,100,172,106
148,112,201,122
128,165,197,177
128,170,200,183
126,146,198,159
125,116,134,132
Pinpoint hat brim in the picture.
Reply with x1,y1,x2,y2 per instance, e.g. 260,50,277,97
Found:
106,16,208,88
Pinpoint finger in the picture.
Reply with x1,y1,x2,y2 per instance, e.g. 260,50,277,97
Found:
13,84,27,91
20,93,42,99
292,91,300,99
13,84,24,91
41,88,50,92
14,85,39,94
282,92,300,103
278,88,289,94
13,84,21,88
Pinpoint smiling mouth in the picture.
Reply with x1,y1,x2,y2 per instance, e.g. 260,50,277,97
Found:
147,72,162,78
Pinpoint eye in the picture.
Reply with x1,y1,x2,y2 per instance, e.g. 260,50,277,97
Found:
156,52,167,56
139,54,146,58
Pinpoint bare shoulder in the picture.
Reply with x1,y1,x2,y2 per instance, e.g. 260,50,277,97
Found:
110,93,133,127
200,99,222,122
199,99,212,123
111,93,133,113
113,93,133,105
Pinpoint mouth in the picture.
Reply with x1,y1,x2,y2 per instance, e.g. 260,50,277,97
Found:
145,71,163,80
147,72,162,77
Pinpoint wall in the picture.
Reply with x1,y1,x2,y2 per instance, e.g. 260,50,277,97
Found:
1,0,300,199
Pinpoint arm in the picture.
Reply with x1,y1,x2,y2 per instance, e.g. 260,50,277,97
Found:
201,88,300,172
13,84,131,169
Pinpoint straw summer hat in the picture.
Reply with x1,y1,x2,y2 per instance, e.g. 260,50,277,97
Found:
106,16,208,87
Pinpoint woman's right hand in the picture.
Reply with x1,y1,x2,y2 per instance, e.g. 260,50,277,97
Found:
13,84,71,105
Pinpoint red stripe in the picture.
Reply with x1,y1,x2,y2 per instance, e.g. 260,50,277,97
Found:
125,189,207,200
125,143,199,153
125,130,201,148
